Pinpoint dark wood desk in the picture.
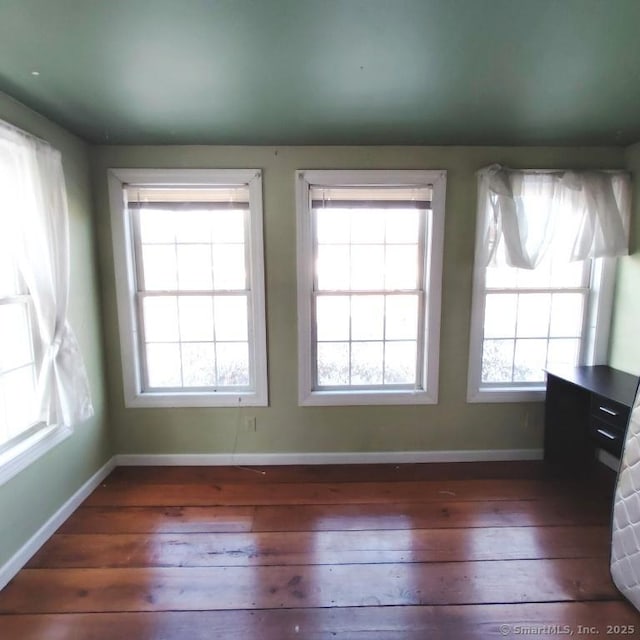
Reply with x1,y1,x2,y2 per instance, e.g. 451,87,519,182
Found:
544,365,638,469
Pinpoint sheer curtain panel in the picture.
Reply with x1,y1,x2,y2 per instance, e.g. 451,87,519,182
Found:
477,164,631,269
0,120,93,427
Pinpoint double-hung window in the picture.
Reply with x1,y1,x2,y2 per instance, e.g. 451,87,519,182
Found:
109,169,268,407
296,170,447,405
468,166,630,402
0,120,93,485
0,243,40,457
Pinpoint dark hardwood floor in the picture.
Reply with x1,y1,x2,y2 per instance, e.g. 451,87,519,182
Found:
1,461,639,638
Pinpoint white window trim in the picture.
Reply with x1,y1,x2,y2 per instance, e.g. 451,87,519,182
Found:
467,230,617,404
296,169,446,407
108,168,268,408
0,423,72,487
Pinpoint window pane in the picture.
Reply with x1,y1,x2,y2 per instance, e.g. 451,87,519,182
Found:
351,210,385,244
2,366,37,439
214,296,248,341
317,342,349,386
351,295,384,341
316,210,350,244
351,245,384,290
146,343,181,387
385,210,419,244
143,297,179,342
178,297,214,341
485,265,517,289
316,296,350,341
175,210,214,243
385,245,418,290
549,293,584,337
0,303,33,371
516,293,551,338
385,295,418,340
513,339,547,382
0,390,7,446
384,341,417,384
552,260,587,287
515,262,551,288
182,343,216,387
212,245,246,290
0,248,18,297
211,210,245,244
317,245,350,290
142,245,177,290
484,294,517,339
547,338,580,368
138,209,176,243
482,339,514,383
177,245,212,290
351,341,383,385
216,342,250,386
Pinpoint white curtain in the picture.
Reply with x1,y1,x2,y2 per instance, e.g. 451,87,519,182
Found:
0,120,93,426
478,164,631,269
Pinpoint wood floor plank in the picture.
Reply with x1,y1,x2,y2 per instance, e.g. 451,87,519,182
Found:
83,478,611,507
59,496,611,534
252,497,612,532
3,602,638,640
106,461,588,485
0,559,620,613
58,505,256,534
1,462,628,637
27,526,610,569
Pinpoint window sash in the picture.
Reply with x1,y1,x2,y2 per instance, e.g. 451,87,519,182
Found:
479,256,593,388
129,192,256,394
134,291,254,392
310,199,428,391
0,294,41,449
479,287,590,388
311,290,426,391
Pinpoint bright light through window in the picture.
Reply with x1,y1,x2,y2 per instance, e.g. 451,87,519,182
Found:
110,169,268,407
0,245,39,452
482,253,590,385
313,204,423,388
297,170,447,406
130,189,251,391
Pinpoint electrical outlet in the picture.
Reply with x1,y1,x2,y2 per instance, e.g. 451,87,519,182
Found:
244,416,257,432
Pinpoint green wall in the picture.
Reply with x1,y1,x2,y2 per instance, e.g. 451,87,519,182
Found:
92,145,625,457
610,142,640,376
0,94,112,568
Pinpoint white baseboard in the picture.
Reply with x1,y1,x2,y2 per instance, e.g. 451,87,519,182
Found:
115,448,543,467
0,456,116,591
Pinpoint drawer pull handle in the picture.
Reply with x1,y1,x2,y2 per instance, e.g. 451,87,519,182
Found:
597,428,617,440
599,406,618,416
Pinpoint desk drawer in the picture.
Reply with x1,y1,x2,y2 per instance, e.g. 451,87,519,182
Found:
591,394,630,429
591,418,625,457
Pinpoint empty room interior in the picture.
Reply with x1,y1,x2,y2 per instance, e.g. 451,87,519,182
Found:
2,0,640,637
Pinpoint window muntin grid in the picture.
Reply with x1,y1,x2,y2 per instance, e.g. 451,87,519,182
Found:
481,246,591,386
311,189,429,391
127,187,255,392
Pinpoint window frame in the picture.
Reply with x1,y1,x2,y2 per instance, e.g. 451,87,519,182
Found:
467,210,617,404
108,168,268,408
0,149,71,487
296,169,447,406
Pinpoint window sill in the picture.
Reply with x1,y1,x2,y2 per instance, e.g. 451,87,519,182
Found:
299,389,438,407
467,387,546,403
124,390,268,408
0,423,72,487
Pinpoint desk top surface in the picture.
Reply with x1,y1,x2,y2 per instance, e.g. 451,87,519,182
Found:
546,365,639,407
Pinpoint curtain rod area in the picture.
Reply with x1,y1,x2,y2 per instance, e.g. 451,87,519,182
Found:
0,117,53,148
